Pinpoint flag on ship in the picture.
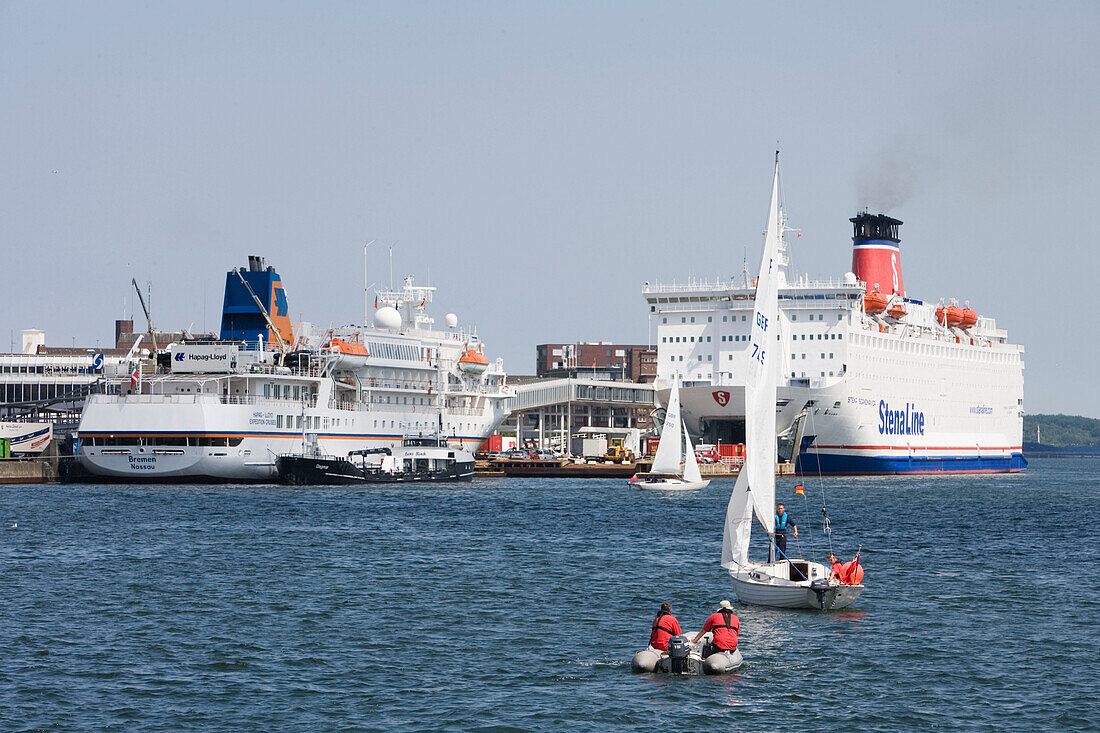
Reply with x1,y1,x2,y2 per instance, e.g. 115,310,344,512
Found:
795,485,804,495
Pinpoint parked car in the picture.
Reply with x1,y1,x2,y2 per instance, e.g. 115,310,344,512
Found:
505,448,536,460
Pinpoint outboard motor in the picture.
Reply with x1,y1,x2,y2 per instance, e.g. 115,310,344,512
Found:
810,578,834,611
667,635,691,674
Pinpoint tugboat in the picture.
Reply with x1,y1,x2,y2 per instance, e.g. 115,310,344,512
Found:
277,433,475,485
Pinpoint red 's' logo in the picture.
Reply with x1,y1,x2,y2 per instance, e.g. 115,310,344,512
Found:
712,390,730,407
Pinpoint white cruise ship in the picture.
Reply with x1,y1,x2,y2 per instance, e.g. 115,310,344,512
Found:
644,210,1026,474
77,257,512,481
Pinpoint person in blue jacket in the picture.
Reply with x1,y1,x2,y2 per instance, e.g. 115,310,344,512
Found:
775,503,798,558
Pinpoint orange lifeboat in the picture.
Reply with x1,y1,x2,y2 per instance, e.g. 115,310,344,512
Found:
935,305,965,328
458,347,489,374
864,290,889,314
960,308,978,328
329,338,368,356
887,301,907,319
326,337,370,368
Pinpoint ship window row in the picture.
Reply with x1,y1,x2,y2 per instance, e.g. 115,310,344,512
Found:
0,364,99,375
1,383,90,402
790,314,842,322
793,333,842,341
372,395,432,405
662,336,714,344
84,436,245,447
262,383,315,401
366,341,421,361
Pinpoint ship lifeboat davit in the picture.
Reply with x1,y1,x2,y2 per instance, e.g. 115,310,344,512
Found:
864,290,889,315
887,301,907,319
935,305,965,328
458,347,489,374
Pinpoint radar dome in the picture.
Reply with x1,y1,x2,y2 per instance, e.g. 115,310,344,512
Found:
445,313,459,328
373,306,402,330
843,271,859,285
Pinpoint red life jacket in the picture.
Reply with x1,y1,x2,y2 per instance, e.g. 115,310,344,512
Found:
649,611,680,651
708,609,740,651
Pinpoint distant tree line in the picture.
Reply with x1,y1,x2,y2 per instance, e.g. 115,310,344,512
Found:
1023,414,1100,447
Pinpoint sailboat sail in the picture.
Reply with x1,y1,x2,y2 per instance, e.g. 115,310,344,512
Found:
682,419,703,483
650,381,683,475
721,153,784,569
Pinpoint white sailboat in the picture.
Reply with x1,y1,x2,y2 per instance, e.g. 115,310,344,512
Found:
720,152,863,610
631,381,710,491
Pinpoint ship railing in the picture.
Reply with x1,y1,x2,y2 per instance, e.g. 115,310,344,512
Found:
363,377,437,391
644,278,863,295
328,401,438,414
220,395,318,408
325,401,490,417
94,393,319,409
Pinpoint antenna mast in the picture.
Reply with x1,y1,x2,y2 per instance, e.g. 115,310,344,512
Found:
363,239,375,325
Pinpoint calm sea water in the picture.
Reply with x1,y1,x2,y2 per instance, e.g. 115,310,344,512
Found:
2,458,1097,731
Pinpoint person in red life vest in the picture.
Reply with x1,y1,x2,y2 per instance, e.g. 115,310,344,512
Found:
827,552,845,582
648,602,682,652
692,600,740,658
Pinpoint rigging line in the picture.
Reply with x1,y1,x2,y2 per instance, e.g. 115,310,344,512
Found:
798,489,814,559
804,395,835,555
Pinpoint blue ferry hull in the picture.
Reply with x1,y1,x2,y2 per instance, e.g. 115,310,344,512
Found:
796,451,1028,475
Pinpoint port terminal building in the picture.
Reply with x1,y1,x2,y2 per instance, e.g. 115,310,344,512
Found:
493,376,657,455
0,321,196,427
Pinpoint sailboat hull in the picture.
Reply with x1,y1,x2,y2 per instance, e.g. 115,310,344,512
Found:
729,563,863,610
632,477,710,491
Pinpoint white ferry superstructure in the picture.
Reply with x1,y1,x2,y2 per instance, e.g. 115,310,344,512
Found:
645,211,1026,474
77,257,512,481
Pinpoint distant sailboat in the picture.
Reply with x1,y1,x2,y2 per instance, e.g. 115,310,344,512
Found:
720,152,863,610
632,381,710,491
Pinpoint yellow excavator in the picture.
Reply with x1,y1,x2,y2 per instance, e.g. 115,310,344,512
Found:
602,437,636,464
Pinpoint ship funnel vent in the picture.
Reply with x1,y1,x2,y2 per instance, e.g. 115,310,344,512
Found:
850,212,905,298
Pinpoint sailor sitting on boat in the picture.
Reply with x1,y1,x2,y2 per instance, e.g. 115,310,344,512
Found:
827,552,844,581
692,600,739,658
648,602,682,652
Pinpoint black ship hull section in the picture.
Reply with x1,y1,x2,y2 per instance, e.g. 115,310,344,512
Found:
276,455,474,485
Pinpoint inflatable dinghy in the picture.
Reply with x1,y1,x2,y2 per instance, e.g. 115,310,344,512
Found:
631,633,743,675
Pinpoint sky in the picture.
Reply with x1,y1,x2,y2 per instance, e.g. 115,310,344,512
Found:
2,1,1097,417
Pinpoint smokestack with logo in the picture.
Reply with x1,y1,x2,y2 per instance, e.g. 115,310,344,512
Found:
850,212,904,297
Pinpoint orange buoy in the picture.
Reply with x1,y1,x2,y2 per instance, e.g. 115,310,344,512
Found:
841,561,865,585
